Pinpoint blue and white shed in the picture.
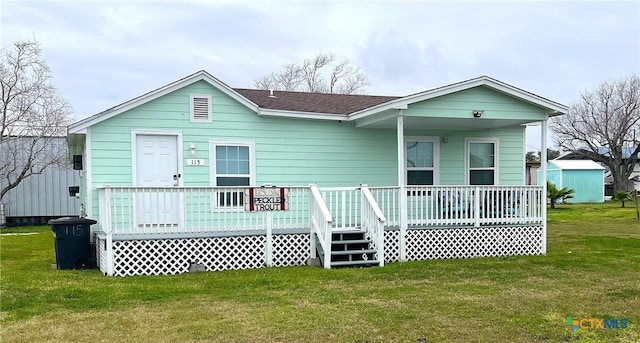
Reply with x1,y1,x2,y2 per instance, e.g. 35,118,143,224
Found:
539,160,605,203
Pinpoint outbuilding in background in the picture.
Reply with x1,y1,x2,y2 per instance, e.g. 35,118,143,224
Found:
538,160,606,203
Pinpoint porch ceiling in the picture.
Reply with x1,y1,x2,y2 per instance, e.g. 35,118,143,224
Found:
356,115,533,130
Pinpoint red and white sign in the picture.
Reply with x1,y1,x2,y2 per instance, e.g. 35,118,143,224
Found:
244,187,289,212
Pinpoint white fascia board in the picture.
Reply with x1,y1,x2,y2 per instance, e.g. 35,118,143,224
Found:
349,103,409,121
202,73,260,112
484,79,569,114
68,71,260,133
355,111,399,128
258,108,347,121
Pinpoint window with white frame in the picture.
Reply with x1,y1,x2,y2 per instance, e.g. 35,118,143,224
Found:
190,95,212,123
210,141,255,209
467,139,498,185
406,138,438,185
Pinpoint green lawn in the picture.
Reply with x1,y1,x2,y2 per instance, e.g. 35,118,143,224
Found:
1,202,639,342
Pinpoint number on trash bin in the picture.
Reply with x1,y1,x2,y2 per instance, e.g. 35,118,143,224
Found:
66,225,84,236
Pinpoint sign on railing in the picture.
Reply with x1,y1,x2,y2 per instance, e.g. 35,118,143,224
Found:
244,187,289,211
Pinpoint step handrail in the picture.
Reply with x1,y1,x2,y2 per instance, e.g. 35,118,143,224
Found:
309,184,333,269
360,184,385,266
360,185,387,223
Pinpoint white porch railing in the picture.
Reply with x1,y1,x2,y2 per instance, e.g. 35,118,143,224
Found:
309,184,333,269
370,187,401,227
96,184,543,274
319,187,361,229
97,186,310,235
98,185,544,236
371,185,544,227
361,185,386,266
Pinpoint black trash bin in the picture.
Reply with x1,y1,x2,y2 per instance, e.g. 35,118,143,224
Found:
48,217,97,270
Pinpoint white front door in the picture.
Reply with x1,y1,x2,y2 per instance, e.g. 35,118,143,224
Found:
135,134,180,226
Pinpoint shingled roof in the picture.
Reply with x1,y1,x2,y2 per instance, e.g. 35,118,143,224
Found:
233,88,400,115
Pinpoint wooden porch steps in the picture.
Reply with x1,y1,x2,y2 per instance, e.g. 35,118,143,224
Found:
317,229,380,268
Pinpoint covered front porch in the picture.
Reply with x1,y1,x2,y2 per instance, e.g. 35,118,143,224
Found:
95,184,545,276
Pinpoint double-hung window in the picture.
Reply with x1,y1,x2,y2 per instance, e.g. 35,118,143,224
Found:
210,141,255,209
405,138,438,185
467,139,498,185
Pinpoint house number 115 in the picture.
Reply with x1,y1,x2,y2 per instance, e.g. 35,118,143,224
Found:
186,159,205,166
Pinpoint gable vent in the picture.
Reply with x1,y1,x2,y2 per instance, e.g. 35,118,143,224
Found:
193,97,209,119
190,95,212,123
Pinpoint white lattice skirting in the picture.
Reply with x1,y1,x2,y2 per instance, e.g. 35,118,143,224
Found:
97,235,107,272
383,225,544,262
99,233,310,277
97,225,543,276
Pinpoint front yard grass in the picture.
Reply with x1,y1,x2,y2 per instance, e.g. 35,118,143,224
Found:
1,202,638,342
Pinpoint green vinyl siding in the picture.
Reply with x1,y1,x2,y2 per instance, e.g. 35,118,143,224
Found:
404,86,547,120
87,81,399,219
85,80,530,221
405,126,525,185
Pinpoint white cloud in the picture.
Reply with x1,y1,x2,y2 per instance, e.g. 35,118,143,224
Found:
1,0,638,119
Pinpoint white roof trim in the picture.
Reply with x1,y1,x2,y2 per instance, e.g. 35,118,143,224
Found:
68,70,259,133
549,159,606,170
258,108,347,121
348,76,568,120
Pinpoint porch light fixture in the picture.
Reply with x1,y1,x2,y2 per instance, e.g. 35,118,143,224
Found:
189,143,196,155
441,137,448,143
473,110,484,118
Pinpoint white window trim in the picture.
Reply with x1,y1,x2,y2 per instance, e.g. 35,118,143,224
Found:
465,137,499,185
190,94,212,123
209,140,256,187
209,140,256,212
404,136,440,185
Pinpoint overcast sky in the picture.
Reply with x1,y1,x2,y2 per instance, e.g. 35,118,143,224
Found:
2,0,639,151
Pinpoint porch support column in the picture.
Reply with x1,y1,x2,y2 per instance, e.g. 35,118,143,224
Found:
397,111,407,261
541,119,548,254
265,212,273,267
100,186,115,276
106,232,114,276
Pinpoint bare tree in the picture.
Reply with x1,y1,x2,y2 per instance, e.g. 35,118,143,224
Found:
301,53,332,93
277,63,305,91
552,75,640,192
253,73,277,91
254,53,370,94
1,39,72,200
337,73,369,95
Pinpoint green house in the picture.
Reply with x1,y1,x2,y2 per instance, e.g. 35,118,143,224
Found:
67,71,567,276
